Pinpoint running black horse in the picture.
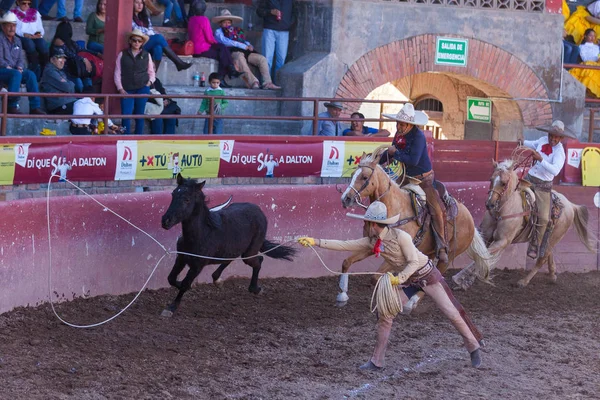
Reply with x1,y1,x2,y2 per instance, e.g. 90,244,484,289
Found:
160,173,296,316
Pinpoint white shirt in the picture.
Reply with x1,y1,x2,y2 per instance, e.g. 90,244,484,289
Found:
579,42,600,62
589,0,600,17
523,136,566,182
13,9,45,37
71,97,114,126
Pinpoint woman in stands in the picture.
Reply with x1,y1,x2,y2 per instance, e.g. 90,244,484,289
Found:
565,0,600,44
50,21,94,92
132,0,191,72
188,1,240,85
85,0,106,53
570,28,600,97
11,0,48,79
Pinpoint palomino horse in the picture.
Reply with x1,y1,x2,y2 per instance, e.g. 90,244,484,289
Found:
453,159,596,288
338,149,494,306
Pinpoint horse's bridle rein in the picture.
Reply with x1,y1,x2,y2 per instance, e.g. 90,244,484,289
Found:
349,165,391,210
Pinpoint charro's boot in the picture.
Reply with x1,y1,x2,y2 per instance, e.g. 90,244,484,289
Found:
153,59,161,73
163,46,192,71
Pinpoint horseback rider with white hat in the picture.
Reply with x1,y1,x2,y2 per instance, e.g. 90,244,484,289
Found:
298,201,483,371
380,103,449,263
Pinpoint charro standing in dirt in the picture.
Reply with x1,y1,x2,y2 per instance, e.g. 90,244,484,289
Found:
298,201,483,371
380,103,449,263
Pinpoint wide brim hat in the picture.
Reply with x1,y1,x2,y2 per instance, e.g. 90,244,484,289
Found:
1,11,17,24
324,101,343,110
212,9,243,24
383,103,429,126
126,29,149,45
535,120,577,139
346,201,400,225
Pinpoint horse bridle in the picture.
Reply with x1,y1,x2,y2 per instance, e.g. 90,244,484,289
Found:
348,165,391,210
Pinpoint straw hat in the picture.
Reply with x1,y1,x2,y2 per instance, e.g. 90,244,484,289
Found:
346,201,400,225
126,29,149,45
324,101,343,110
535,120,576,139
211,9,243,24
1,11,17,24
383,103,429,126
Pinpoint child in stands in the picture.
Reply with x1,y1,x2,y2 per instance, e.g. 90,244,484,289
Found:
198,72,228,134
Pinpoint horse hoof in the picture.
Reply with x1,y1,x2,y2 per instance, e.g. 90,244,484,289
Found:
213,279,224,289
161,309,174,318
516,279,528,288
336,292,349,303
549,275,557,284
336,301,347,308
249,286,262,295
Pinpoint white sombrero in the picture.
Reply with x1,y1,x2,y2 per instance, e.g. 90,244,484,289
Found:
535,120,577,139
346,201,400,225
212,9,243,24
1,11,17,24
383,103,429,126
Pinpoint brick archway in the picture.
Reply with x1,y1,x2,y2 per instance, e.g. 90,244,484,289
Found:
336,35,552,127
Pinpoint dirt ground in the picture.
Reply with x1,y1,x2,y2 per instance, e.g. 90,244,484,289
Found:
1,268,599,400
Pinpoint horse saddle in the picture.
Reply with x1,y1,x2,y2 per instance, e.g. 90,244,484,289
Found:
402,180,459,221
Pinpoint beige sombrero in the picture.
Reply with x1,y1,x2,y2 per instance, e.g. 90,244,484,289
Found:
535,120,577,139
346,201,400,225
383,103,429,126
212,9,243,24
126,29,149,45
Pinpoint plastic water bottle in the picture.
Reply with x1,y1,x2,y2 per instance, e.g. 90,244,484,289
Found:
200,72,206,87
193,72,200,87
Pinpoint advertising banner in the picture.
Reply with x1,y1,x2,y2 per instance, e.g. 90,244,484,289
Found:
321,141,391,177
0,144,16,185
218,140,323,177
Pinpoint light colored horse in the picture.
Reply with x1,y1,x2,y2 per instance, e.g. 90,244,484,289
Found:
453,159,596,288
338,149,494,307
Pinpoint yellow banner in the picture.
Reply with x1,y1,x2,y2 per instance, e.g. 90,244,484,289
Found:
135,140,220,180
0,144,16,185
341,141,400,178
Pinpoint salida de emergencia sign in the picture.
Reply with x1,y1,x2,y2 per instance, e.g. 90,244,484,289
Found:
435,37,468,67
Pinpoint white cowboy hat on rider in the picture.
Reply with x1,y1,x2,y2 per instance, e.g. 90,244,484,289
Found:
535,120,577,139
382,103,429,126
346,201,400,225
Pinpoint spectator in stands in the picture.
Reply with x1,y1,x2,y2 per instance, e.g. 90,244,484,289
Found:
0,11,45,114
188,2,240,85
71,87,119,135
11,0,48,79
85,0,106,53
343,112,391,137
256,0,296,82
158,0,184,27
570,28,600,97
146,78,180,134
213,9,281,90
114,29,155,135
40,48,77,114
565,0,600,44
1,0,37,15
132,0,191,72
50,21,93,92
317,101,344,136
198,72,227,134
39,0,83,22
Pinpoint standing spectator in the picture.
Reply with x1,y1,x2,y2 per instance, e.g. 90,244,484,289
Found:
0,11,45,115
70,87,119,135
317,101,344,136
11,0,48,79
198,72,227,134
40,48,76,115
343,112,391,137
114,29,155,135
132,0,191,72
50,21,93,92
257,0,296,81
38,0,83,22
85,0,106,54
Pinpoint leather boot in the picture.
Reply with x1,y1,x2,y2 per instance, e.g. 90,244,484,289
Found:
153,59,161,73
163,46,192,71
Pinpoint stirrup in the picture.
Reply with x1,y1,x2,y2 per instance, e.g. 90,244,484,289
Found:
527,243,538,259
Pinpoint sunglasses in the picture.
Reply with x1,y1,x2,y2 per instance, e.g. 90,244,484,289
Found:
130,38,143,43
21,1,31,4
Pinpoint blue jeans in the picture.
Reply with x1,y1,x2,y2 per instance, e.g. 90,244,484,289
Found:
563,40,580,65
144,34,168,62
158,0,183,22
262,29,289,82
68,76,92,93
87,41,104,54
39,0,83,18
19,36,48,78
151,118,177,134
203,118,223,134
121,86,150,135
0,68,41,109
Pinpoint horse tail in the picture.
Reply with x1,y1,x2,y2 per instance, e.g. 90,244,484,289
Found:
573,205,598,253
466,229,499,283
261,240,297,261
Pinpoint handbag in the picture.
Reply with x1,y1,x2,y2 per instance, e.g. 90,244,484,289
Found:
168,39,194,56
78,51,104,82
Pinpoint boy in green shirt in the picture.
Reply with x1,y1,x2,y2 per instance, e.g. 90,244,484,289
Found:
198,73,228,134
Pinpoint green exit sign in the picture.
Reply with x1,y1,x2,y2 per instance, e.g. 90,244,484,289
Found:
435,37,468,67
467,98,492,123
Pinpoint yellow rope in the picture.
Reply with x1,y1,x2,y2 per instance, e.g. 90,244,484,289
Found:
370,272,403,319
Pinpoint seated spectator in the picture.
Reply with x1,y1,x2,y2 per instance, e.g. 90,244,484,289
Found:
570,28,600,97
0,0,37,15
50,21,93,92
71,87,119,135
256,0,296,82
0,12,45,115
157,0,184,27
40,48,77,114
342,112,391,137
317,101,344,136
565,0,600,44
85,0,106,54
198,72,227,134
213,9,280,90
188,2,240,85
563,28,580,66
39,0,83,22
11,0,48,79
114,29,155,135
146,78,180,134
132,0,191,72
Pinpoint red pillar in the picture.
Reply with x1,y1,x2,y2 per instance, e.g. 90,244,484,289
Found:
101,0,134,99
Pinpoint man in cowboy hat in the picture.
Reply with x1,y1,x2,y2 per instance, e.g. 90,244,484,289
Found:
380,103,448,262
522,120,574,259
317,101,345,136
0,11,45,115
40,48,77,115
298,201,483,370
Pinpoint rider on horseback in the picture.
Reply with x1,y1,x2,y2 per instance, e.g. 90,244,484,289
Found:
379,103,449,263
522,120,575,259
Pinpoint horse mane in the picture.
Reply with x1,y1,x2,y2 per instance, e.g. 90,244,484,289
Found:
360,145,389,165
179,177,222,229
496,159,516,171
